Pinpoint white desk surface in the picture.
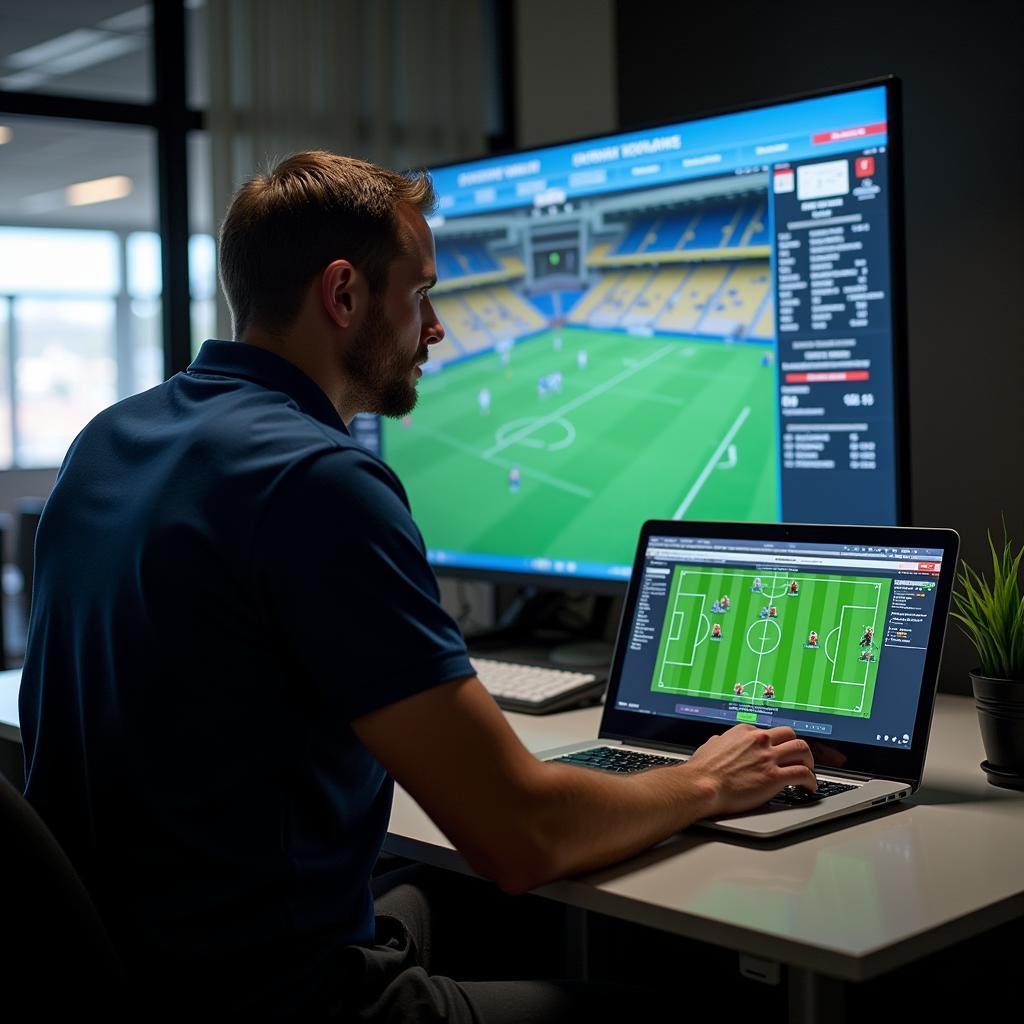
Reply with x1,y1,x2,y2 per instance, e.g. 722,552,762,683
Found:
3,669,1022,981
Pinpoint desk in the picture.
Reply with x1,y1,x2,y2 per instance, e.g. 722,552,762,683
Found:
3,670,1022,1019
385,695,1024,1020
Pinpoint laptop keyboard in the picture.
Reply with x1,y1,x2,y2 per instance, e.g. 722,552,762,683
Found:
551,746,683,772
551,747,859,803
767,779,857,805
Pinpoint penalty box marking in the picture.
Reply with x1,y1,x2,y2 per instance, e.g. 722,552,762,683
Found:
831,603,880,688
658,585,706,685
663,592,706,667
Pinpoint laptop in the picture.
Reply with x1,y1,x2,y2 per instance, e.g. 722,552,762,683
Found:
536,520,959,838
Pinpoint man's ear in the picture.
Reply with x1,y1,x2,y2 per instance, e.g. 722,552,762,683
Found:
321,259,364,329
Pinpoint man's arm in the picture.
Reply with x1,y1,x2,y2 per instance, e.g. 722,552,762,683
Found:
353,676,816,894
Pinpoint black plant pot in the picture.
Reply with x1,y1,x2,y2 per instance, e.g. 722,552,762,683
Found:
971,671,1024,788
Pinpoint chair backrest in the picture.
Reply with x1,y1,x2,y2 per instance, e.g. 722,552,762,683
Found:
15,497,46,620
0,772,127,1012
0,511,11,670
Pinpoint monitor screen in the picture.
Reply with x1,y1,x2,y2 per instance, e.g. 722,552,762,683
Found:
366,79,906,585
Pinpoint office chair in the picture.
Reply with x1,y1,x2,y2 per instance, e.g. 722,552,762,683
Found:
0,511,11,670
0,772,127,1014
15,496,46,621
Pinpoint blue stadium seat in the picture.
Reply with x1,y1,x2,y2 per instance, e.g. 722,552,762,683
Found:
686,206,736,249
645,213,690,252
614,216,657,254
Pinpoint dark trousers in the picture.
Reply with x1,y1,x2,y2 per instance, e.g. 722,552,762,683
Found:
338,864,644,1022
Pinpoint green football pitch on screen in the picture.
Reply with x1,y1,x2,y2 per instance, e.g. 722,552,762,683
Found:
381,327,778,567
652,565,891,719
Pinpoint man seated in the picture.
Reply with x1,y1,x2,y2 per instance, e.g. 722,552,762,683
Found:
19,151,815,1020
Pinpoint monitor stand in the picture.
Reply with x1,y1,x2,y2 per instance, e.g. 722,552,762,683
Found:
468,588,621,674
548,640,614,668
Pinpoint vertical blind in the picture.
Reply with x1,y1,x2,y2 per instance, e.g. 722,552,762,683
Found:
206,0,487,335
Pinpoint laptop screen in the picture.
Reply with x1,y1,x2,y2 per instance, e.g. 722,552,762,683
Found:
610,531,947,751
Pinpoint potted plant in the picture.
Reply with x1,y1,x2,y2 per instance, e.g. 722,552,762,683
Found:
950,523,1024,788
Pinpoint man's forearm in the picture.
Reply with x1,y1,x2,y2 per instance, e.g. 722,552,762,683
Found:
487,760,719,893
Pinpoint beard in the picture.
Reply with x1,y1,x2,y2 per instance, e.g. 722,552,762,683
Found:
342,296,426,418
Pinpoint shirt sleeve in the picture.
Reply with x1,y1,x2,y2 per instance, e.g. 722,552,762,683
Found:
254,447,474,720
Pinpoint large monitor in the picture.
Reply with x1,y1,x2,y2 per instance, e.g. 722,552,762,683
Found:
366,78,908,588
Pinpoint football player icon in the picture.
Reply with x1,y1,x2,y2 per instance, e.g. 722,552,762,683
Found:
721,595,730,610
752,577,763,592
759,606,769,619
734,683,744,696
768,606,778,618
808,630,819,647
859,626,875,647
711,600,722,614
764,684,775,699
790,580,799,595
508,466,521,493
712,623,722,639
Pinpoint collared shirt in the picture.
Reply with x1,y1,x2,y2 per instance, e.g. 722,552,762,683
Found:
19,339,472,1012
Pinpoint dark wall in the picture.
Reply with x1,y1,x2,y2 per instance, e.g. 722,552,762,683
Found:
615,0,1024,693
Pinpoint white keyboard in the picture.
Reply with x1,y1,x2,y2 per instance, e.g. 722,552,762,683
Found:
473,657,606,714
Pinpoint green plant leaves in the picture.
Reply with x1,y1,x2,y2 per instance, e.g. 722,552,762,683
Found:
950,520,1024,679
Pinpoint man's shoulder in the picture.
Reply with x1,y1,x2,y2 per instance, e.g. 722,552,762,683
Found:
275,440,411,523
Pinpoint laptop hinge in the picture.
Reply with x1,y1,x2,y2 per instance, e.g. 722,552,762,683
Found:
602,736,912,786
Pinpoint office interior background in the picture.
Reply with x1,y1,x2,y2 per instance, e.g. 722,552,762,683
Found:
0,0,1020,696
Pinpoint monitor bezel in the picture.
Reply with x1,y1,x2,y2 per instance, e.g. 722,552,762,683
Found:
598,519,958,789
403,75,910,590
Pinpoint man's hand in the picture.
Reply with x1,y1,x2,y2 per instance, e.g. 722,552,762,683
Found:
684,724,817,817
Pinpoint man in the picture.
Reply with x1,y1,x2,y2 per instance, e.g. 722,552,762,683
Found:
19,152,816,1020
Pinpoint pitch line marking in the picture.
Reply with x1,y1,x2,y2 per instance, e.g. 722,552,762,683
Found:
695,613,711,647
493,416,577,452
481,344,675,458
679,570,880,588
717,444,737,470
745,617,781,656
653,683,861,712
672,406,751,519
412,424,593,498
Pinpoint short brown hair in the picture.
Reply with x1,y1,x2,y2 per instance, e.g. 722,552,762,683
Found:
218,151,435,338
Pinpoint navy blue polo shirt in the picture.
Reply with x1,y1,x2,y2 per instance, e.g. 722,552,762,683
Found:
19,340,473,1011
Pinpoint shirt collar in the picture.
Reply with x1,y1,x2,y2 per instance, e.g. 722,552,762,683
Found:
187,340,349,435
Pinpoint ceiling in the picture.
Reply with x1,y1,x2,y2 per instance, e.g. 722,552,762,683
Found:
0,1,212,233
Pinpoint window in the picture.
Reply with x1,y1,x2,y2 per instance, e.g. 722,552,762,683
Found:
0,115,159,466
0,3,198,468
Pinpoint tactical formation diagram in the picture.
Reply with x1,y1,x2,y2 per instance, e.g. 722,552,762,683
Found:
651,565,891,718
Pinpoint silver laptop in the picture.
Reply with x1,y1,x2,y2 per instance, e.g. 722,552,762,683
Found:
537,520,958,838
